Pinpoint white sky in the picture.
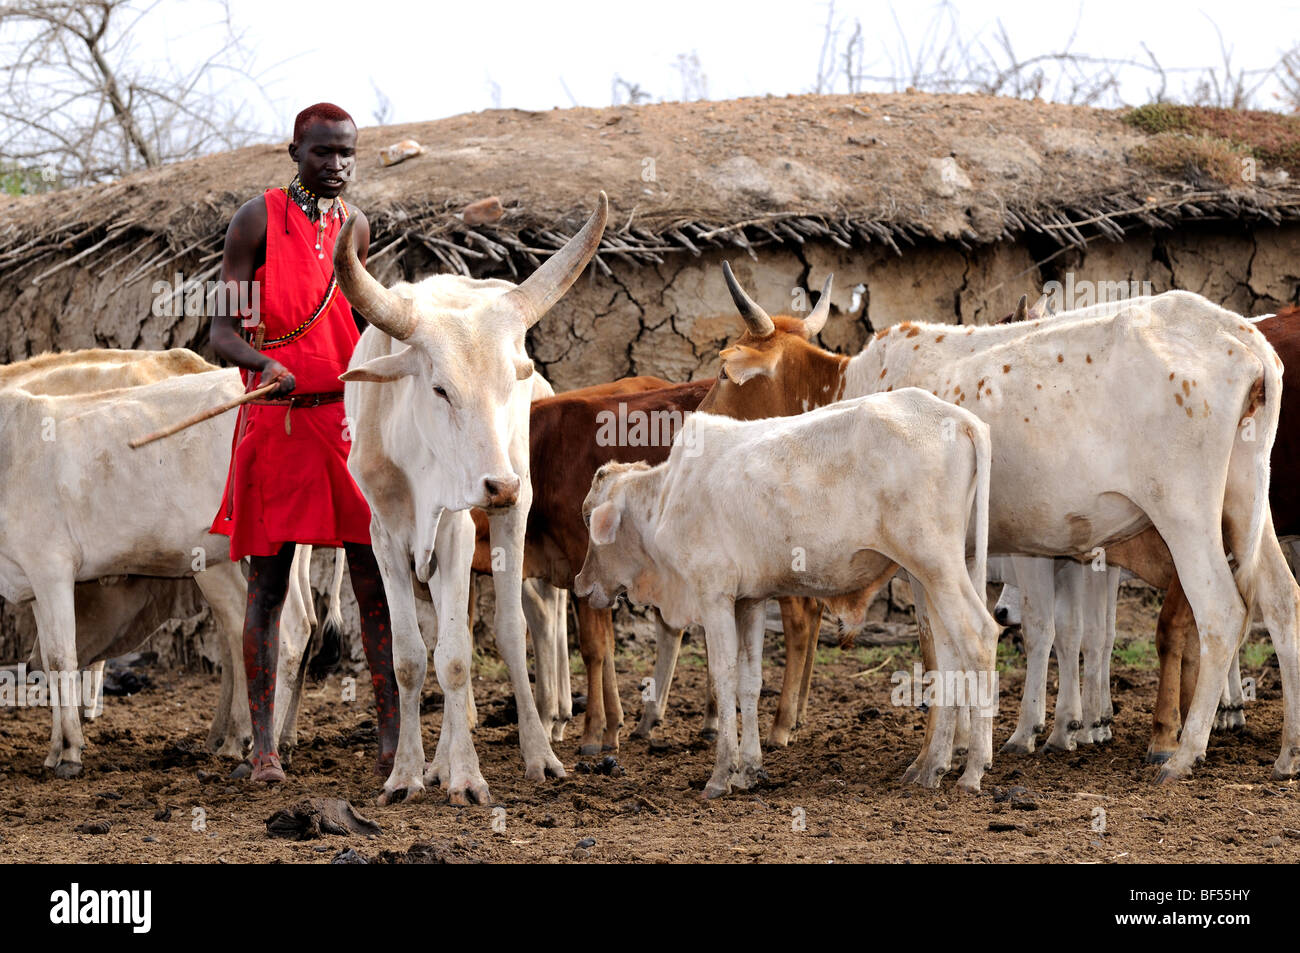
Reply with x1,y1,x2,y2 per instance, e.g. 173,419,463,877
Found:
108,0,1300,137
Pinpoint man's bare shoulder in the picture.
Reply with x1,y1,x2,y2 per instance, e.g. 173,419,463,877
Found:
230,194,269,234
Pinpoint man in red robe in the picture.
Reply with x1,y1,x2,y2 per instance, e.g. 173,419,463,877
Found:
210,103,397,783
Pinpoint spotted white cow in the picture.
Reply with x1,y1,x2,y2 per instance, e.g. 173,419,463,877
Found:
575,389,999,796
336,194,608,805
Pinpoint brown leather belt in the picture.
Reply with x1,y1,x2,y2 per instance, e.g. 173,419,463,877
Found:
250,391,345,408
249,391,345,434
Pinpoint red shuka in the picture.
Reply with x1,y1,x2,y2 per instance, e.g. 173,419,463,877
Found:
210,187,372,559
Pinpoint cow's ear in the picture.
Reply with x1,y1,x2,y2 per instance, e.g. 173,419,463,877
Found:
720,345,778,385
340,346,422,383
1027,292,1051,320
589,500,621,545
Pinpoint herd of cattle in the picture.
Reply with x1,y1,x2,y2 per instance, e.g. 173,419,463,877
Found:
2,191,1299,808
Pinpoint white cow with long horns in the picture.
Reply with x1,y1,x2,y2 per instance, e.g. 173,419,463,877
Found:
335,193,609,805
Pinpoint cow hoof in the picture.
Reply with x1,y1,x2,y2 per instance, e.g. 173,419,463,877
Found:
1213,707,1245,732
900,762,921,785
702,779,731,799
279,746,295,769
601,743,618,753
698,728,718,742
735,766,768,790
447,780,490,806
53,761,82,779
524,754,566,781
228,761,253,780
577,743,601,757
551,722,568,744
378,781,426,806
999,737,1035,756
955,774,982,795
1145,748,1174,765
1154,764,1190,785
1041,736,1076,754
212,736,249,760
1271,748,1300,780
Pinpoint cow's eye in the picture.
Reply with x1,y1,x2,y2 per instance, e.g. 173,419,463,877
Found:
433,385,449,401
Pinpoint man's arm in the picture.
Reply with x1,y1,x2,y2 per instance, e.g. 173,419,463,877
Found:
210,197,295,395
347,209,372,334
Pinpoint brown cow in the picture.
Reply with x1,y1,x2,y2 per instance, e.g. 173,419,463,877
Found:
472,378,712,755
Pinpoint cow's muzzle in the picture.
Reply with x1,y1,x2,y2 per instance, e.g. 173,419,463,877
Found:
574,570,610,608
480,474,521,508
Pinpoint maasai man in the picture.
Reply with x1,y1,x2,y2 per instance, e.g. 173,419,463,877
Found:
210,103,398,783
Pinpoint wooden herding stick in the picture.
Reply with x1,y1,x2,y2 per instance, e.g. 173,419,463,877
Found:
128,382,281,449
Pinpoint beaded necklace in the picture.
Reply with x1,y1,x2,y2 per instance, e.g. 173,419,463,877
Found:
286,174,345,259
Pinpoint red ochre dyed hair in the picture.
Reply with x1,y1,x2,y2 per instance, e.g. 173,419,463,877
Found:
292,103,355,143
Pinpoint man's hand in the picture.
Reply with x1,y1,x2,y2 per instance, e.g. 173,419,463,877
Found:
259,361,295,396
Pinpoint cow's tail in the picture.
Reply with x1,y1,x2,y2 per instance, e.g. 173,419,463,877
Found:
309,548,347,679
326,546,346,636
965,417,992,600
1234,333,1283,618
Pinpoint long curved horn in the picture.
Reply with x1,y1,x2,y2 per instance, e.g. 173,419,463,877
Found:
333,215,418,341
722,261,775,337
506,192,609,329
804,273,834,336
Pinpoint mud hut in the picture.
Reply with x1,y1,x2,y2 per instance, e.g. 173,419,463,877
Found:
2,92,1298,667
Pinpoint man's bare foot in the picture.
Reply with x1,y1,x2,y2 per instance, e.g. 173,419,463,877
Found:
251,753,286,784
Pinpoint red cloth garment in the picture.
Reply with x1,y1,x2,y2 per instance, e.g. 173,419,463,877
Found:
210,187,372,559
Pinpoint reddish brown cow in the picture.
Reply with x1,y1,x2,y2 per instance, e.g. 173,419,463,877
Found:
472,378,712,754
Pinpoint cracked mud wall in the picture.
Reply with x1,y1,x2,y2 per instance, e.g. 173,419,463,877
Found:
3,223,1299,667
530,222,1299,393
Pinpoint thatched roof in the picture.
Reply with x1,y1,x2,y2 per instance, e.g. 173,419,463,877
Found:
2,92,1298,285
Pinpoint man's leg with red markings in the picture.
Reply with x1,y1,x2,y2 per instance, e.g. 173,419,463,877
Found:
244,541,295,782
344,541,400,775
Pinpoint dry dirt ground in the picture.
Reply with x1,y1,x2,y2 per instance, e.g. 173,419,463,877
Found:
2,592,1298,864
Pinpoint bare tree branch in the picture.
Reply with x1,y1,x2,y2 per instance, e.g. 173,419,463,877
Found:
0,0,278,192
